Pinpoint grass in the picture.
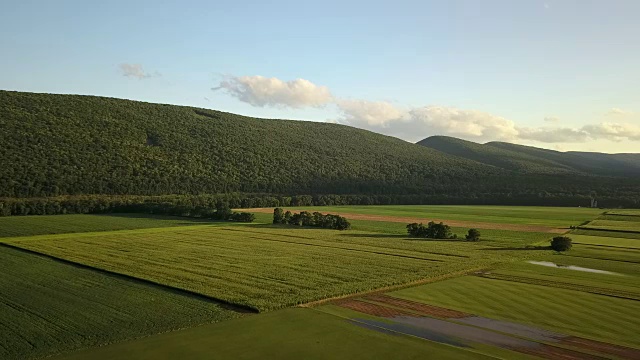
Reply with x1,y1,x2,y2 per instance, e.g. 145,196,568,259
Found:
0,246,241,360
571,227,640,239
569,234,640,249
582,219,640,232
0,213,214,238
52,308,492,360
389,276,640,348
263,205,603,227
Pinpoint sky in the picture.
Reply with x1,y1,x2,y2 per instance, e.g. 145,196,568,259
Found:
1,0,639,153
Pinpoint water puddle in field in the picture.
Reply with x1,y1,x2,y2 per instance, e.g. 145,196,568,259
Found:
527,261,619,275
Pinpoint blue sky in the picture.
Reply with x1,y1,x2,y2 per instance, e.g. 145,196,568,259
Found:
1,0,639,152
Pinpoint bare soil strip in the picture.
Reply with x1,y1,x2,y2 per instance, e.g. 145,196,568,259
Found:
242,208,566,233
335,299,416,318
363,294,470,319
560,337,640,360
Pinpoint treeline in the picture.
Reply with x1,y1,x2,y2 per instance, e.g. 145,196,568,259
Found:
273,208,351,230
2,191,640,218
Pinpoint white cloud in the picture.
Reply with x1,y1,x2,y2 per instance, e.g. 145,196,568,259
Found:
582,122,640,141
213,76,332,108
544,116,560,123
335,100,519,142
517,127,590,143
334,99,640,144
118,63,159,79
607,108,633,116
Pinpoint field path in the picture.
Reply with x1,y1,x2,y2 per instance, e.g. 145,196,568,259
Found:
242,208,566,233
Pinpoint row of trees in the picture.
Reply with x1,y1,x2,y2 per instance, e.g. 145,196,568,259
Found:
5,191,638,218
273,208,351,230
406,222,481,241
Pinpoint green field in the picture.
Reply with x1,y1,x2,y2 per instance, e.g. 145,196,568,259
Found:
570,234,640,248
53,308,492,360
0,246,241,360
5,224,535,311
265,205,602,227
0,214,213,238
2,206,639,359
582,219,640,232
571,227,640,239
389,276,640,348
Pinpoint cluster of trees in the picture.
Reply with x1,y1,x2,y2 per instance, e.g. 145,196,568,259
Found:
406,222,481,241
273,208,351,230
1,91,639,208
550,236,572,252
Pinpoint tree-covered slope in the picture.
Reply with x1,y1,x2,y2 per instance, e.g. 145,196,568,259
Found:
1,90,638,207
0,91,497,198
416,136,576,174
418,136,640,177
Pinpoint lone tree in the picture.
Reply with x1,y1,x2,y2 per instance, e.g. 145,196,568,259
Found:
550,236,572,252
465,228,481,242
273,207,284,224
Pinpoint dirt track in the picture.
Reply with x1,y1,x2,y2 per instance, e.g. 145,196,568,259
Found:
242,208,566,234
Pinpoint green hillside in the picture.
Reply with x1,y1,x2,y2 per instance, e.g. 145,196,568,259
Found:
1,91,639,208
419,136,640,177
416,136,575,174
487,141,640,177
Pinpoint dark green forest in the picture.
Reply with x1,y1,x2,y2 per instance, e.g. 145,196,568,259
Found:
1,90,639,213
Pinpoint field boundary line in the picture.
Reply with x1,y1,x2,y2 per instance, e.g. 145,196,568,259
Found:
0,243,259,314
298,266,488,308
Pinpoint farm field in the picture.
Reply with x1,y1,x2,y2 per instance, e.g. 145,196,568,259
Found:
244,205,602,228
0,213,214,238
570,234,640,249
581,219,640,232
3,205,640,360
5,224,539,311
0,246,241,360
53,308,495,360
388,276,640,348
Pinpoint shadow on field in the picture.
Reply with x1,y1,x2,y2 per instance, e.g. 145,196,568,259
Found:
95,213,214,223
340,234,409,239
481,246,552,251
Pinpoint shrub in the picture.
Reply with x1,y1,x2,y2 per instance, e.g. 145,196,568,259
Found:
551,236,572,251
465,228,481,242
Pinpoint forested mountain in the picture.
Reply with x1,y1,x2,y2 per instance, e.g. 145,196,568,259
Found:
419,136,640,177
1,90,639,208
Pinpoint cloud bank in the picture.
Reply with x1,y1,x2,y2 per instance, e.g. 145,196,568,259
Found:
215,75,640,144
213,75,332,108
118,63,159,79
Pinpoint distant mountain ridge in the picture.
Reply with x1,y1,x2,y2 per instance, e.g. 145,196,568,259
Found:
418,136,640,177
